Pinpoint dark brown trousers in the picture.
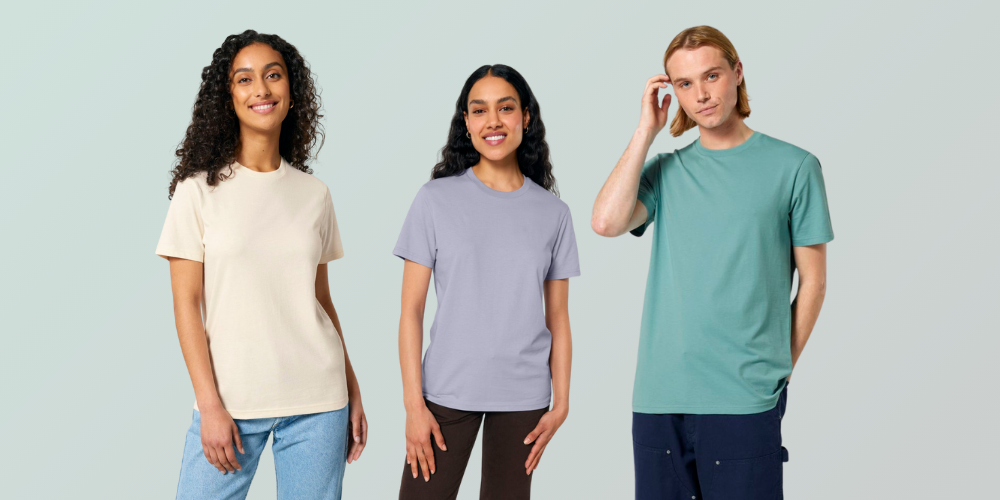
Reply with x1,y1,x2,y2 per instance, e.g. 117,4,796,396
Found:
398,400,548,500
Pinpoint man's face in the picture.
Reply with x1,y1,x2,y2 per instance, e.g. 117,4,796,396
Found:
665,45,743,131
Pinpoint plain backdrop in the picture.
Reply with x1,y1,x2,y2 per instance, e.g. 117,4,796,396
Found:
2,1,996,498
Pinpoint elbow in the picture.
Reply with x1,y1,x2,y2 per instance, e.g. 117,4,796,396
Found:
591,214,620,238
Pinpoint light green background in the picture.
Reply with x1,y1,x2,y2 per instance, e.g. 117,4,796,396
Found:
2,1,995,498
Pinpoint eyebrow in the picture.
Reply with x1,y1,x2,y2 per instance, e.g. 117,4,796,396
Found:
232,62,285,76
671,66,725,82
469,96,519,106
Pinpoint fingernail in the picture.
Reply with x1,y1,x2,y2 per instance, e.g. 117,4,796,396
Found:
523,439,530,444
424,477,429,482
412,473,417,479
354,435,360,443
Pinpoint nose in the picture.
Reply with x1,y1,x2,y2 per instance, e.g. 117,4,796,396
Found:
695,83,710,104
487,108,502,129
253,76,270,99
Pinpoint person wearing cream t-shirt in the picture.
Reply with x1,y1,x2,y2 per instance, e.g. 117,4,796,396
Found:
157,31,366,500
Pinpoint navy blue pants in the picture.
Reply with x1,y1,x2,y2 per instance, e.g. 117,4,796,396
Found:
632,385,789,500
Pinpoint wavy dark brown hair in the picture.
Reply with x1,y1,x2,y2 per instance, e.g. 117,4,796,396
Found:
431,65,557,196
167,30,323,198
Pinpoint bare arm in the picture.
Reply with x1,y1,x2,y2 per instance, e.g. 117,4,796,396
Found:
790,244,828,376
315,263,367,463
592,75,672,237
399,260,446,482
523,278,573,474
167,257,243,474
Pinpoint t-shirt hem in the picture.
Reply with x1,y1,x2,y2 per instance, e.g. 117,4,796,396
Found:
155,248,204,262
632,399,777,415
546,268,581,280
199,396,350,420
320,249,345,264
425,394,551,412
792,233,835,247
393,246,434,269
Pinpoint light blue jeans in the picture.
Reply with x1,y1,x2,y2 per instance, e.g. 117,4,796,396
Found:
176,405,349,500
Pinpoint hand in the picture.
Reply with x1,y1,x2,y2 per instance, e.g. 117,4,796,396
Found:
638,74,672,136
523,407,568,475
347,392,368,464
200,404,244,474
405,403,447,482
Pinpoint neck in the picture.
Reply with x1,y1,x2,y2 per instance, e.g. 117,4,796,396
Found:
472,153,524,192
697,115,754,150
236,127,282,172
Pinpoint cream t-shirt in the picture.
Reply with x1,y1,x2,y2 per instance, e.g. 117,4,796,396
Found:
156,159,348,419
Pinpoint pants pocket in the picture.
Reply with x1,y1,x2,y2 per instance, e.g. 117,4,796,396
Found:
708,449,782,500
633,441,694,500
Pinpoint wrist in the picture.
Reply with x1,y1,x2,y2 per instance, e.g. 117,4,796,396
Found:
634,127,657,145
404,395,427,413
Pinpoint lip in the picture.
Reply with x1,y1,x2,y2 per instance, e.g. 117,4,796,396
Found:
249,100,278,114
482,132,507,146
697,104,718,115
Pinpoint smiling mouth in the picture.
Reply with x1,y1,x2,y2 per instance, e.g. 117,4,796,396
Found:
483,133,507,145
250,102,277,114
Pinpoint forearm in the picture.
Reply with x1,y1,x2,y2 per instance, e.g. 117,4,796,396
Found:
548,317,572,414
592,128,655,236
790,280,827,368
175,303,223,410
320,298,361,397
399,312,425,412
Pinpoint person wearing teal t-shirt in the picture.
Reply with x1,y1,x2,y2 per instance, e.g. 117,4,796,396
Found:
592,26,832,500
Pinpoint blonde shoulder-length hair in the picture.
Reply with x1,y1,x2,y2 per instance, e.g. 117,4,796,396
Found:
663,26,751,137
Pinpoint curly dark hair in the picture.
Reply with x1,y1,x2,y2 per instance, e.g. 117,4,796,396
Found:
167,30,323,198
431,65,557,195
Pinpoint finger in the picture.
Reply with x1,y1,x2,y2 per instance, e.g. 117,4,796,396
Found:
416,446,430,482
525,432,550,468
352,416,368,462
529,445,546,474
224,443,242,472
422,439,437,476
661,93,672,112
231,423,244,455
431,423,447,451
205,448,225,474
407,445,418,479
523,425,542,445
645,74,671,95
217,446,236,473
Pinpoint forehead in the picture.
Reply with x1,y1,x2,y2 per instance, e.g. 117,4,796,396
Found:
665,45,729,78
468,76,519,104
231,43,285,71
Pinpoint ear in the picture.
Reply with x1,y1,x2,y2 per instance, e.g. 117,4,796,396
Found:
523,109,531,130
735,60,744,86
463,112,469,131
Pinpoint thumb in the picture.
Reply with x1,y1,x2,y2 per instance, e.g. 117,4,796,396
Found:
232,423,244,454
524,425,543,445
432,424,447,451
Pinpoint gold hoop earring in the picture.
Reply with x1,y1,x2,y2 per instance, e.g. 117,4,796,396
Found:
466,131,471,139
290,101,294,108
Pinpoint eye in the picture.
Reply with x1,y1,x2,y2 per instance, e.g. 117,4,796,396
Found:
679,82,689,88
472,109,484,114
266,72,281,79
238,77,251,84
500,106,514,112
708,73,718,80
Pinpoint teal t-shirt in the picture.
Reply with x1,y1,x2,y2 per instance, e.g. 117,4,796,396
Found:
632,132,833,414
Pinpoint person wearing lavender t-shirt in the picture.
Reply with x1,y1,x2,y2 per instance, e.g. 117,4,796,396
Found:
395,65,579,500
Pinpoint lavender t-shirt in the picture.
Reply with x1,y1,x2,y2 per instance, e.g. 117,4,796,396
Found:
393,168,581,411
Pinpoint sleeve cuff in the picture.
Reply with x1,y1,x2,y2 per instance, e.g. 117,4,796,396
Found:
393,246,434,269
155,248,204,263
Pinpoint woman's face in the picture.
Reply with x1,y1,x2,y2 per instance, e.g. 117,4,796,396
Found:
463,76,530,163
229,43,291,135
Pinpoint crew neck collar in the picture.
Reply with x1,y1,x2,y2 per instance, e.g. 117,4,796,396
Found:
694,131,761,157
234,157,289,180
464,167,531,199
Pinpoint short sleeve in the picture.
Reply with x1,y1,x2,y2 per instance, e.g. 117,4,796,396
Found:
546,209,581,280
320,189,345,263
790,154,834,246
630,154,662,237
393,186,436,269
155,178,205,262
